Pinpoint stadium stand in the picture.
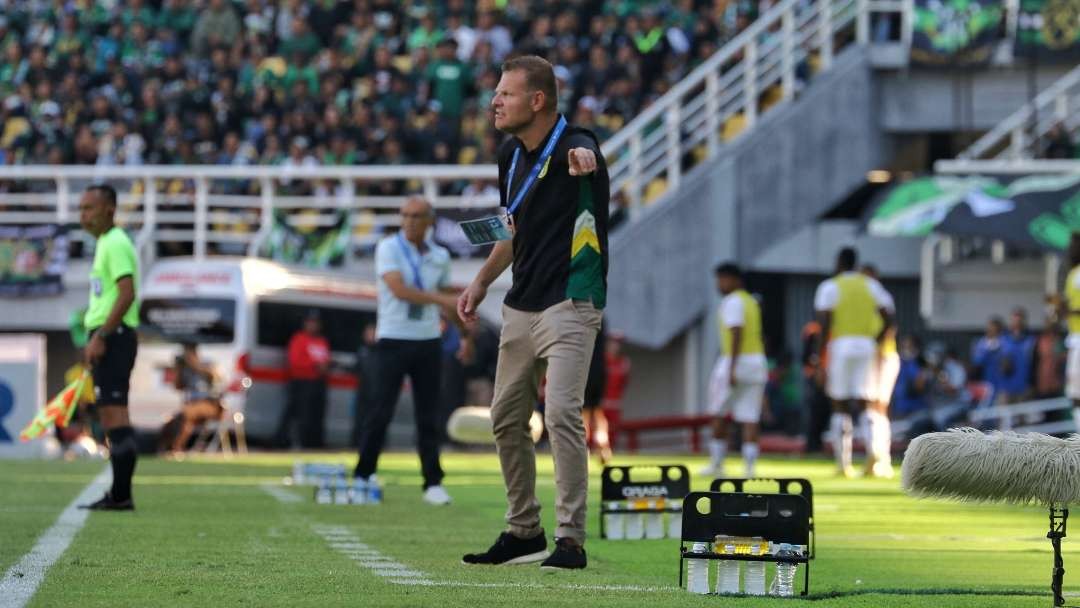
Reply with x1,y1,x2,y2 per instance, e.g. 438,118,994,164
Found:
0,0,771,175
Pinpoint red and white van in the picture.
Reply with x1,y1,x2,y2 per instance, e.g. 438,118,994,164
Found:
131,257,377,446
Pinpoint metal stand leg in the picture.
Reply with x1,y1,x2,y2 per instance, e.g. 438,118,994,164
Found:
1049,506,1068,607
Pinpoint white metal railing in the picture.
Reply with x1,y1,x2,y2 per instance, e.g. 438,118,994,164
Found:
0,0,909,262
968,397,1076,434
957,63,1080,161
0,165,498,266
601,0,909,216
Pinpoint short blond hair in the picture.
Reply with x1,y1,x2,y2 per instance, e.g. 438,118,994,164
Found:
501,55,558,113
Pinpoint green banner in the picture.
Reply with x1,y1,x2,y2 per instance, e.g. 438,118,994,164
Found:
1015,0,1080,60
910,0,1004,65
259,209,351,267
867,173,1080,250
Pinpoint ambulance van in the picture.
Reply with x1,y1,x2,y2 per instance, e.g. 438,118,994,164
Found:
131,257,377,446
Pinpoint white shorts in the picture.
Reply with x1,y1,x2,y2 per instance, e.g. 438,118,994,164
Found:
1067,345,1080,400
827,336,876,401
708,355,768,423
869,352,900,406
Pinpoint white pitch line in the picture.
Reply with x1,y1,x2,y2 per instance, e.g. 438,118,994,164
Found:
0,468,110,608
260,484,302,504
310,526,670,594
312,525,436,585
373,570,426,578
389,580,667,592
358,561,406,569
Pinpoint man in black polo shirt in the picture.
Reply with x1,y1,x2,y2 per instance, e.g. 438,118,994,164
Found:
459,55,608,570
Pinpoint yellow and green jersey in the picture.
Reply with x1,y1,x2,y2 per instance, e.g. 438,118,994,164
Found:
719,289,765,358
1067,265,1080,336
831,273,879,338
85,226,140,329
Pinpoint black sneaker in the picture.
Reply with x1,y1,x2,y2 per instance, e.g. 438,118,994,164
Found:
462,531,549,565
540,538,587,571
78,493,135,511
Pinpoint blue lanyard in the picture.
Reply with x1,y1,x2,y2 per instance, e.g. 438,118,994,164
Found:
505,115,567,220
396,233,424,290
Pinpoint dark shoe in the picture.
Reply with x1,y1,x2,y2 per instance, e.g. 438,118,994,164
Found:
462,531,549,565
78,493,134,511
540,538,587,571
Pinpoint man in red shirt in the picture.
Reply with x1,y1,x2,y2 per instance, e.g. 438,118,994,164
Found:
275,311,331,448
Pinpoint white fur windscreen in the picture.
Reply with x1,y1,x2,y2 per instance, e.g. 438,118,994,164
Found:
901,427,1080,506
446,406,544,445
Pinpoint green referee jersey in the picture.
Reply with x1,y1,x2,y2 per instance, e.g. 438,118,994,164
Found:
85,226,140,330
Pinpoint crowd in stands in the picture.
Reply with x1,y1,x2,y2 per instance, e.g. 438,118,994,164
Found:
0,0,772,177
882,307,1067,439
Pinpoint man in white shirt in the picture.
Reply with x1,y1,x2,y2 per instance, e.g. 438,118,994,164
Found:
861,264,898,478
814,247,894,478
353,197,461,506
701,263,768,479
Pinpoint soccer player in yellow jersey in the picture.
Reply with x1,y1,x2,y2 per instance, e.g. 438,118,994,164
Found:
861,264,897,478
77,185,141,510
814,248,893,478
701,263,768,478
1060,234,1080,421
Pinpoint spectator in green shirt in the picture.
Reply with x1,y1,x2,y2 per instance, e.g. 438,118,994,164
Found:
279,18,321,63
191,0,241,57
158,0,197,38
408,13,444,51
425,39,471,122
121,0,157,29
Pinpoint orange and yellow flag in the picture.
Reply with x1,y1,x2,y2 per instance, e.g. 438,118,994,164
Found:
19,371,90,442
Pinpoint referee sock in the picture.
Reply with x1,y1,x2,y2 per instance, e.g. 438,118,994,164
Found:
107,426,138,502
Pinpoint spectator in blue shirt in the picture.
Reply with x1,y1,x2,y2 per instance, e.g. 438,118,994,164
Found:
892,335,930,420
972,317,1008,404
1000,308,1036,403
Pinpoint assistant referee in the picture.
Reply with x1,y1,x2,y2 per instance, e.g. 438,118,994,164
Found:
77,184,141,511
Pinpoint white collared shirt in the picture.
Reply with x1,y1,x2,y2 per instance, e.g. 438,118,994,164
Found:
374,233,451,340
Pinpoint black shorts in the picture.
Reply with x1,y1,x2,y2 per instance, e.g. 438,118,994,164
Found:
90,325,138,406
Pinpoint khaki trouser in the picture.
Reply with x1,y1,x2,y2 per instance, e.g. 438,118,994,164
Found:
491,298,603,543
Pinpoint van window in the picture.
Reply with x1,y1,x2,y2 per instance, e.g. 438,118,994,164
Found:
140,297,237,344
256,301,375,354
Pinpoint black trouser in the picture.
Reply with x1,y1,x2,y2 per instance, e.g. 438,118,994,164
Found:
354,338,444,489
275,379,327,448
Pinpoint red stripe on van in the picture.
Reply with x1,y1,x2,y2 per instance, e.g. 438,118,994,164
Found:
246,365,359,390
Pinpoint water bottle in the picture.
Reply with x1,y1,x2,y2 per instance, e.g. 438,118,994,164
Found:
604,502,625,540
351,477,368,505
645,498,665,539
770,543,799,597
315,478,332,504
292,461,304,484
744,537,766,595
686,542,710,594
624,500,644,539
668,503,683,539
367,475,382,504
715,536,740,594
333,474,349,504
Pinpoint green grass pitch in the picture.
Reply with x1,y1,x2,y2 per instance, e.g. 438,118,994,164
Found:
1,452,1071,607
